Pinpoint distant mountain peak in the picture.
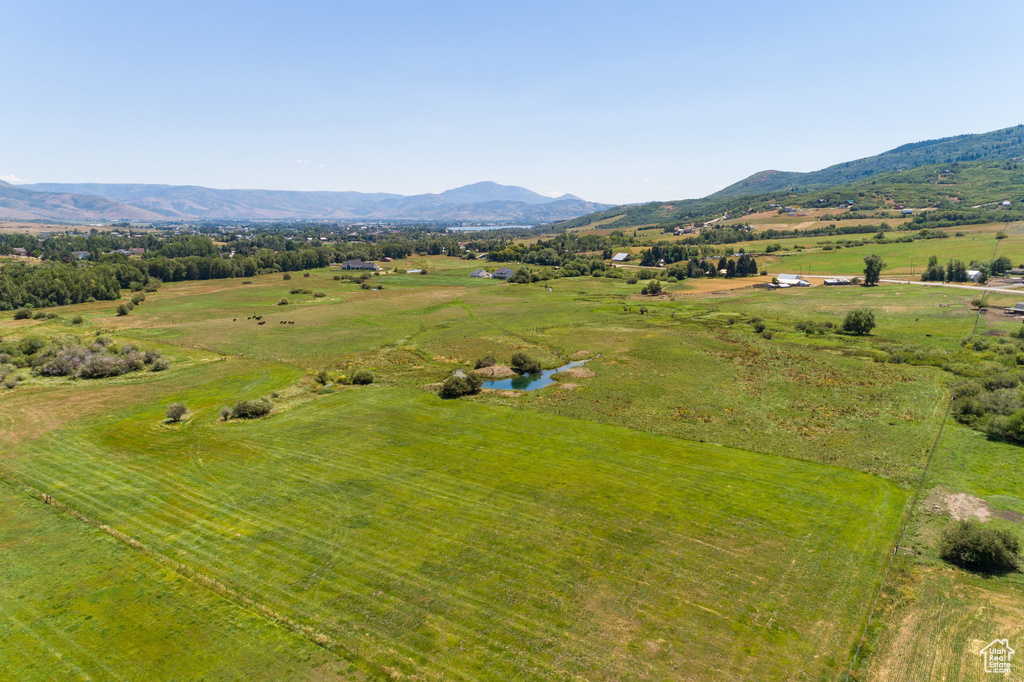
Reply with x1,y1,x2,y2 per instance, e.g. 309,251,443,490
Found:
439,181,563,205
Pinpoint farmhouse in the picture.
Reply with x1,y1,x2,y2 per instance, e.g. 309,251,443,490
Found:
1006,302,1024,315
492,267,515,279
11,247,27,256
777,273,810,287
967,270,983,282
470,269,491,278
340,259,380,271
901,208,914,215
71,251,90,260
1002,200,1012,208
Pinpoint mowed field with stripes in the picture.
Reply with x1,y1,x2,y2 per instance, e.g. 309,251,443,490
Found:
1,255,1019,679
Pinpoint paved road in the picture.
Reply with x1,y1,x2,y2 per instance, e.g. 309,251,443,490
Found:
795,274,1024,295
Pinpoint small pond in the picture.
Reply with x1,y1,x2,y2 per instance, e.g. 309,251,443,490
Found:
483,358,592,392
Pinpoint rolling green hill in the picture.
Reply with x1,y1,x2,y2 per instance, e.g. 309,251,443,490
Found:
549,160,1024,233
711,125,1024,197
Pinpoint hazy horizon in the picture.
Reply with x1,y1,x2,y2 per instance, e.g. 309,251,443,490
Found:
2,0,1022,205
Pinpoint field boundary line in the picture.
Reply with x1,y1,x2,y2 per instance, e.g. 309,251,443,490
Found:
846,285,989,678
0,475,350,664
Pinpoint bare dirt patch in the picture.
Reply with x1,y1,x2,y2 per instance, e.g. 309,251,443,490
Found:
945,493,992,521
570,350,591,360
558,383,580,390
554,367,595,379
474,365,515,378
993,509,1024,522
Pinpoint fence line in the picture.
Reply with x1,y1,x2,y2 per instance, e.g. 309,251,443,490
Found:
845,286,989,678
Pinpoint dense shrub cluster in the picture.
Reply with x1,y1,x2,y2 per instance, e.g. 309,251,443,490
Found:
795,320,836,336
0,334,166,384
229,398,273,419
842,309,876,335
351,369,374,385
939,520,1020,573
438,372,483,398
510,352,542,374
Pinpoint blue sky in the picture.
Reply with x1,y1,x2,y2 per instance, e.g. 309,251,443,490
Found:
1,0,1021,204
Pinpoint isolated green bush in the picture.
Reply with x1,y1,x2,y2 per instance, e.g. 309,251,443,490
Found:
510,352,541,374
13,308,31,320
642,279,663,295
116,303,130,316
231,398,273,419
438,373,483,398
474,356,497,369
842,309,876,335
939,520,1020,573
351,369,374,385
165,403,188,422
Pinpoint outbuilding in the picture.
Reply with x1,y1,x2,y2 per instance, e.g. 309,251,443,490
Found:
777,273,811,287
470,269,491,278
340,259,380,271
611,253,629,262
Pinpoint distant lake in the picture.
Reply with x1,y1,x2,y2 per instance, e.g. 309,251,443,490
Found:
483,359,591,392
448,225,534,231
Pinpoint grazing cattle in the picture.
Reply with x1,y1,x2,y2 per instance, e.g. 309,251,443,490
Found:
258,321,266,325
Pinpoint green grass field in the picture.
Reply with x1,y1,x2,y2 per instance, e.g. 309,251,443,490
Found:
2,370,906,679
1,254,1022,679
0,484,348,681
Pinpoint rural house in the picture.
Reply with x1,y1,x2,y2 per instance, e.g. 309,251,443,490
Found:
340,259,380,271
71,251,90,260
611,253,629,262
11,247,27,256
492,267,515,279
470,269,491,278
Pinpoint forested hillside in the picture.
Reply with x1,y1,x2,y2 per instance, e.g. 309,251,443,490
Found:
711,124,1024,197
549,160,1024,233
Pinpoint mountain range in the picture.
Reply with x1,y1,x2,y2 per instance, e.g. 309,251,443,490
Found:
4,126,1021,225
0,180,609,224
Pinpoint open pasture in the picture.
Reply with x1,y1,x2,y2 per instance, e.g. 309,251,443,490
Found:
1,365,907,679
30,258,956,483
2,254,1018,679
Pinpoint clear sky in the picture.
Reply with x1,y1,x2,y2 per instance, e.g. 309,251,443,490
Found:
1,0,1022,204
